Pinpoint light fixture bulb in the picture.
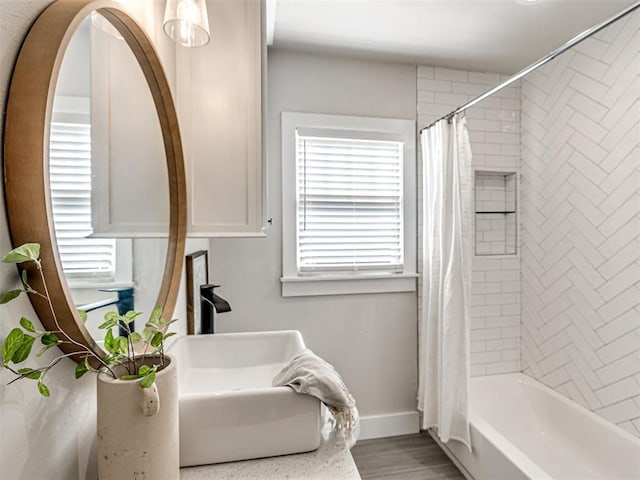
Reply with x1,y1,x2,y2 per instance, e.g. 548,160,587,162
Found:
163,0,211,47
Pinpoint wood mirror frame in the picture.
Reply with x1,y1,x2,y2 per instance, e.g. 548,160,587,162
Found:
4,0,187,362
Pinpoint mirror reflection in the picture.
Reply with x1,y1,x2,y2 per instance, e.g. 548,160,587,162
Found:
50,13,169,341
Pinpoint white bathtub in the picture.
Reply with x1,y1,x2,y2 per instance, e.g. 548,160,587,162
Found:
433,373,640,480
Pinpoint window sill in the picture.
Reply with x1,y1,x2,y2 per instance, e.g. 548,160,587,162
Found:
67,280,135,290
280,273,417,297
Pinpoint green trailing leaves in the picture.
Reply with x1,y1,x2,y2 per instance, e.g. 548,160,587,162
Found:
128,332,143,344
20,270,33,293
115,336,128,356
41,333,59,346
0,329,35,365
139,367,156,389
37,380,50,397
17,367,41,380
104,329,116,354
0,289,22,304
150,331,163,348
124,310,143,323
98,316,118,331
102,354,118,366
94,307,171,389
1,242,177,396
2,243,40,265
75,360,89,379
2,328,25,365
0,243,139,398
12,334,35,363
110,363,160,387
19,317,35,333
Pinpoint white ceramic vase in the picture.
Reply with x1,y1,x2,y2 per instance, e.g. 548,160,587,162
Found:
97,354,179,480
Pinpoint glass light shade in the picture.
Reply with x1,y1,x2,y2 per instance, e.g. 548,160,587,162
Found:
163,0,211,47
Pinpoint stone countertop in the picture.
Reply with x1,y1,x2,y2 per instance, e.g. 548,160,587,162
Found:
180,421,361,480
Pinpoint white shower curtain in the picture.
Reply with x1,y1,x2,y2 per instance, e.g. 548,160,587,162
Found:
418,115,472,450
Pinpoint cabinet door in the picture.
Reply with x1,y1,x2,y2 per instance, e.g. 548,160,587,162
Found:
177,0,265,237
90,4,176,237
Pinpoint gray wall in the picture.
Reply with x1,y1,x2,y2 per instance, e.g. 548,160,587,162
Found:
0,18,418,480
211,49,419,421
0,3,98,480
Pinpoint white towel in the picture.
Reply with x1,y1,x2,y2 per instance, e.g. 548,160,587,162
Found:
272,348,360,448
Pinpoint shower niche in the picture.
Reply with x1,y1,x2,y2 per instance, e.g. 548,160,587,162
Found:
474,171,517,256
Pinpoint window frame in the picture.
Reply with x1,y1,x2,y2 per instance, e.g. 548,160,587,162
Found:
281,112,417,297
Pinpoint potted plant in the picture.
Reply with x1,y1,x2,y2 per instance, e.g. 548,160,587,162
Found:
0,243,180,479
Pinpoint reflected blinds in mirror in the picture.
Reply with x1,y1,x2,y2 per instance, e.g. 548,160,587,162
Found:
49,121,116,277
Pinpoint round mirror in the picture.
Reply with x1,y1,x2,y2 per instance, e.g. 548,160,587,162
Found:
51,13,169,341
4,0,187,361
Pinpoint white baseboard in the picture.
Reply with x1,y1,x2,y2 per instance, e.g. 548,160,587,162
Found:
358,411,420,440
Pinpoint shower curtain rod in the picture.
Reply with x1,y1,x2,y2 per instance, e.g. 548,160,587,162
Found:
420,0,640,133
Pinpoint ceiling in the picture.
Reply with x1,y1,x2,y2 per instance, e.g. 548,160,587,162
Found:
269,0,637,74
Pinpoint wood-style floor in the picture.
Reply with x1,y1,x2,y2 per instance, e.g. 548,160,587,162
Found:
351,432,466,480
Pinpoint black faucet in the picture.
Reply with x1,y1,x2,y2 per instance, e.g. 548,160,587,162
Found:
200,284,231,334
79,287,135,336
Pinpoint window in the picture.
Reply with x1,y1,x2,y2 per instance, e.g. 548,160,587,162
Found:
297,135,404,273
282,112,416,297
49,96,131,286
50,120,116,278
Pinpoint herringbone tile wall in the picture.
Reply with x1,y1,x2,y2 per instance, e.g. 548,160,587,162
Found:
520,10,640,437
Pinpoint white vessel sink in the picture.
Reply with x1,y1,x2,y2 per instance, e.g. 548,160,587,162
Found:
171,330,322,467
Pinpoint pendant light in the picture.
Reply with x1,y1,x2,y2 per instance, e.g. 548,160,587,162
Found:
163,0,211,47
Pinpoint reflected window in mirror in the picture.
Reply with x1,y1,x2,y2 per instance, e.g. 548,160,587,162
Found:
49,13,134,291
50,96,133,288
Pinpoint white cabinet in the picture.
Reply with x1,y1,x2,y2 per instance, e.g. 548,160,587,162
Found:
89,3,177,237
91,25,170,236
177,0,266,237
89,0,266,237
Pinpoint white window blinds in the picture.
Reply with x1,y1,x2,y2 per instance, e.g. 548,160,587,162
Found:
296,134,404,274
49,121,116,276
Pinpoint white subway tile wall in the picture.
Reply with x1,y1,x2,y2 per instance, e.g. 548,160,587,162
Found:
417,66,522,377
520,10,640,437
